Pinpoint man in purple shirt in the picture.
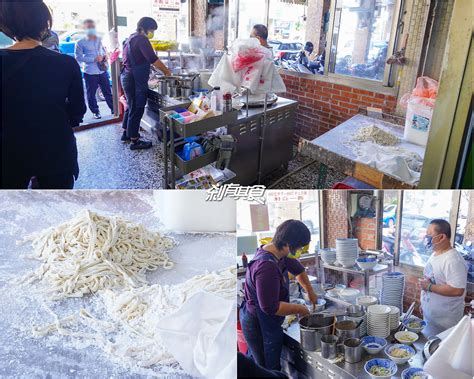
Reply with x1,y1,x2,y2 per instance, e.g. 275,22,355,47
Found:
239,220,317,373
120,17,171,150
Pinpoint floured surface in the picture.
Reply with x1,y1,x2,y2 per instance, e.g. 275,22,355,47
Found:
0,191,235,378
308,114,426,185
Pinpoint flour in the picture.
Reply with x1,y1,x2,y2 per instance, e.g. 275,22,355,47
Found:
353,124,400,146
31,267,237,370
20,210,175,300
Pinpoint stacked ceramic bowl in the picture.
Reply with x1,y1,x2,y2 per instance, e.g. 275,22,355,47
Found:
336,238,359,268
367,305,391,338
380,272,405,312
388,306,400,331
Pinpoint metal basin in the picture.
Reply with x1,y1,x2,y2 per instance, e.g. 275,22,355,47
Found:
335,320,360,341
299,314,335,352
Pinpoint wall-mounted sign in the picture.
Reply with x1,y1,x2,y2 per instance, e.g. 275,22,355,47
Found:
250,204,270,232
266,190,318,203
153,0,180,11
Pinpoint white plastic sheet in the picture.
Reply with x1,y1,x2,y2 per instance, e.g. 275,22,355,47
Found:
156,291,236,379
424,315,473,379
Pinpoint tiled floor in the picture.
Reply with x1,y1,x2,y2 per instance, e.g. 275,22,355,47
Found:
74,122,345,189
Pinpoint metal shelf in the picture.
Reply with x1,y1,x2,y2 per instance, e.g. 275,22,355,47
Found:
321,262,389,276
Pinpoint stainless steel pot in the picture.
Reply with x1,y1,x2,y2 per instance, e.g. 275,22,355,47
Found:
180,87,193,99
165,76,180,98
156,77,168,96
321,335,338,359
335,320,361,341
299,314,335,352
343,338,363,363
346,305,366,318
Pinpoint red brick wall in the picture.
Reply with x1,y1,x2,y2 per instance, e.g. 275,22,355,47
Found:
353,218,377,250
323,190,349,248
280,73,398,141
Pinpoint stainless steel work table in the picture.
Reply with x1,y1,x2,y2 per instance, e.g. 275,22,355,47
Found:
145,90,297,186
282,310,442,379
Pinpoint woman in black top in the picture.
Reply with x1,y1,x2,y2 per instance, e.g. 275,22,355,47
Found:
0,1,86,189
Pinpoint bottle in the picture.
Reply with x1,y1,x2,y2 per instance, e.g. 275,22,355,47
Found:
213,86,222,111
210,88,218,112
241,253,248,268
223,92,232,113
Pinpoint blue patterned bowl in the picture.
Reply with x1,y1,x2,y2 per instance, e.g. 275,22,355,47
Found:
365,358,398,378
361,336,388,354
402,318,427,333
385,344,416,364
401,367,429,379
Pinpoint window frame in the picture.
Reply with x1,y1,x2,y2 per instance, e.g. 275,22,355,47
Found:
391,190,463,269
229,0,403,94
324,0,403,89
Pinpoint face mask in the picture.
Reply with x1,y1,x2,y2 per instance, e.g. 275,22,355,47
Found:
288,246,299,259
424,234,440,249
86,28,97,36
146,31,154,40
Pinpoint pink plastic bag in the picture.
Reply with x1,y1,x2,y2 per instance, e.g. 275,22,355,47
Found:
400,76,439,108
232,47,265,72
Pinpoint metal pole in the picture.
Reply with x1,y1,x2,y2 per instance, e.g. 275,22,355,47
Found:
375,190,384,250
223,0,230,50
393,190,403,266
107,0,120,117
257,93,268,185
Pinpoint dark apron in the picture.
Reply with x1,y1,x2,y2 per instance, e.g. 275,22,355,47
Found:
122,35,150,108
241,252,289,370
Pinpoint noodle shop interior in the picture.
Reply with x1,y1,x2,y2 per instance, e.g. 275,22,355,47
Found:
1,0,471,190
236,189,473,378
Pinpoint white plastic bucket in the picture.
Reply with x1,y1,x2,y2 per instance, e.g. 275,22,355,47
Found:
404,98,435,146
153,190,236,232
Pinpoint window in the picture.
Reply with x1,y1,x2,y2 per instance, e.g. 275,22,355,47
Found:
399,191,453,267
456,191,473,283
329,0,396,81
381,190,398,255
236,190,320,258
227,0,400,87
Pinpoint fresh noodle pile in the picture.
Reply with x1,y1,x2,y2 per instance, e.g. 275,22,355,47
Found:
353,124,400,146
32,267,237,368
21,210,174,300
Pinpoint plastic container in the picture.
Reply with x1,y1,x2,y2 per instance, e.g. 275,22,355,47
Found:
237,323,248,354
153,190,236,232
404,98,435,146
182,142,204,160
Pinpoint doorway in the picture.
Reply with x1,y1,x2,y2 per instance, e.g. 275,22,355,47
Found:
44,0,121,127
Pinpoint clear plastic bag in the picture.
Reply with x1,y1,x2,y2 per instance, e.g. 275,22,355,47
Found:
400,76,439,108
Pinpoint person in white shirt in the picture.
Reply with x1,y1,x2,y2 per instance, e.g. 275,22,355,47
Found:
419,219,468,331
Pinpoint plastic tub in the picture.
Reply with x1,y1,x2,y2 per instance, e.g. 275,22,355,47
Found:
404,98,435,146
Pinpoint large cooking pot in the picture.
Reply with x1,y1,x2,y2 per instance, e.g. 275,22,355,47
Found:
156,76,168,96
299,314,335,352
335,320,362,341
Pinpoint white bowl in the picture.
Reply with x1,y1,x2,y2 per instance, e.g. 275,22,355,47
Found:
394,331,419,345
327,288,339,298
339,288,361,303
357,296,378,306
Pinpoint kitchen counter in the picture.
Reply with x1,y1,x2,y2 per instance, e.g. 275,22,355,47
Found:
282,305,444,379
